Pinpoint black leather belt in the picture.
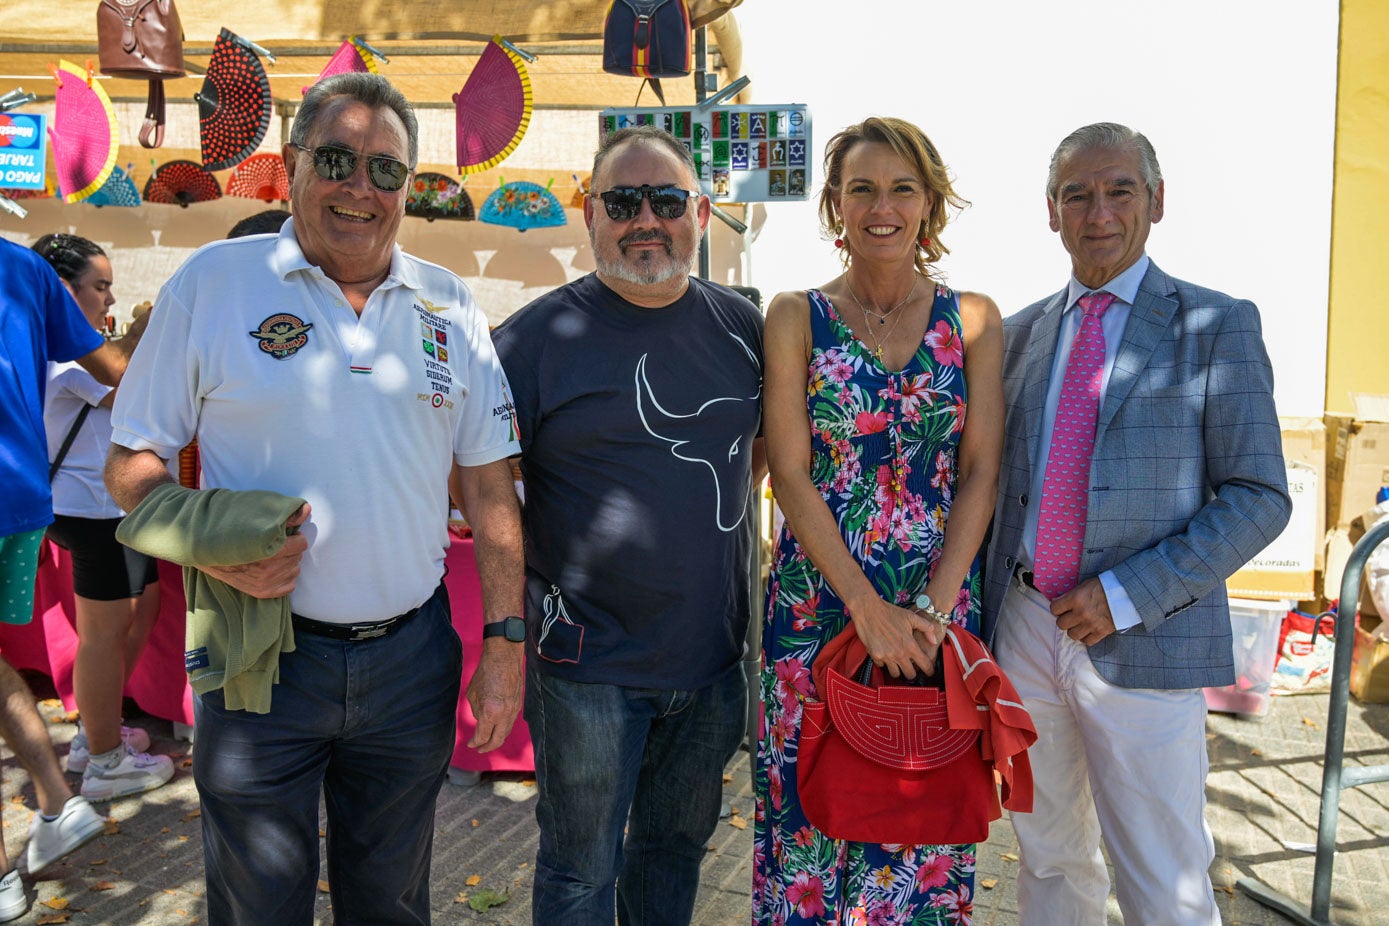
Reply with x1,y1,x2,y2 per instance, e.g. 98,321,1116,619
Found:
291,584,441,642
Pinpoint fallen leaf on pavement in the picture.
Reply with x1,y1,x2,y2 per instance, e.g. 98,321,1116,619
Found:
471,819,479,827
41,898,70,909
103,819,119,835
722,774,733,783
468,889,509,913
317,880,330,893
980,878,998,890
1000,852,1019,862
183,810,201,821
36,915,71,925
1303,717,1319,729
728,816,747,830
465,874,482,886
454,892,469,904
91,882,117,891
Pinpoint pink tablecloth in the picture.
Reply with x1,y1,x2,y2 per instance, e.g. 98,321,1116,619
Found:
1,537,533,773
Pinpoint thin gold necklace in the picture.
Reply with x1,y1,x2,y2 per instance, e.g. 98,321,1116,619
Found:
846,273,919,361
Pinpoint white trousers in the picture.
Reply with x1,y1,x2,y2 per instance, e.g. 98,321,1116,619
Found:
994,576,1221,926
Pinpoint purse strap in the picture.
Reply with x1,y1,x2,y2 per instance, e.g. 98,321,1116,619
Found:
138,80,165,149
49,404,94,482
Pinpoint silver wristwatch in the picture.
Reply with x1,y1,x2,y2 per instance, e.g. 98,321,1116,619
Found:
913,592,952,627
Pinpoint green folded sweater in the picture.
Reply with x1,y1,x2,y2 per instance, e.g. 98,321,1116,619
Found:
116,482,307,713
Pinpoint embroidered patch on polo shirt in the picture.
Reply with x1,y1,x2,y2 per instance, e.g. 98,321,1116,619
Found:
249,313,313,359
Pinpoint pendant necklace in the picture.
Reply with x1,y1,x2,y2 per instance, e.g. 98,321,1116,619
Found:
846,272,919,362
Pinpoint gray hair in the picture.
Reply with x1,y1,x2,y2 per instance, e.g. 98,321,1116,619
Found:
592,126,698,190
292,73,419,169
1046,122,1162,203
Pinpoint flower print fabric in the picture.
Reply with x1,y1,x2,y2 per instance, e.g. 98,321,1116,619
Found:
754,285,981,925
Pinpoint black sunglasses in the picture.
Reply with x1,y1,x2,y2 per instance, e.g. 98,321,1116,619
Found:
598,185,701,221
290,143,410,193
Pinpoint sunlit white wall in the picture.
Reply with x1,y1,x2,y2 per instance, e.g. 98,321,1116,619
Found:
735,0,1337,417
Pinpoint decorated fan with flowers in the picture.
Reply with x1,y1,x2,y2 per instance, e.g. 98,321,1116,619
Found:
406,172,475,222
479,179,565,231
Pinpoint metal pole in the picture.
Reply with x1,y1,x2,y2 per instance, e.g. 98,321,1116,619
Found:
694,27,710,281
1236,516,1389,925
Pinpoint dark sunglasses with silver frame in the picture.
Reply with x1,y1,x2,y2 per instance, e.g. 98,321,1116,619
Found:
598,184,702,221
290,143,411,193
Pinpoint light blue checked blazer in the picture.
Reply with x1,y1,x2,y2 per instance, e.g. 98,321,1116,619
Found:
981,262,1292,690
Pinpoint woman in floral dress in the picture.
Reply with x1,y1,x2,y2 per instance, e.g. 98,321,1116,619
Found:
754,117,1004,925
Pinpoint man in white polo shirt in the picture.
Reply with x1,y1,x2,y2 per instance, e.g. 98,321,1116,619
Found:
105,73,524,925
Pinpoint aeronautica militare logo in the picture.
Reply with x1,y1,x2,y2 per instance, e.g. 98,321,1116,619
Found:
249,313,313,359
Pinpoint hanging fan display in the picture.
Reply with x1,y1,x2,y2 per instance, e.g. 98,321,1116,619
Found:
144,160,223,207
479,180,566,231
197,29,275,172
453,36,533,175
569,174,590,209
303,36,386,92
226,153,290,202
406,172,475,222
85,164,141,207
0,177,55,200
48,60,119,204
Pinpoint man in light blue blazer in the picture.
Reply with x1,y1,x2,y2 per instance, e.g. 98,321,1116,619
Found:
982,123,1291,925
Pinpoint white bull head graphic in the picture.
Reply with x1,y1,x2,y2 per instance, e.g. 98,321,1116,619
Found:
634,341,761,533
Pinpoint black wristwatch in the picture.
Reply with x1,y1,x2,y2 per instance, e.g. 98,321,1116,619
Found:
482,616,526,643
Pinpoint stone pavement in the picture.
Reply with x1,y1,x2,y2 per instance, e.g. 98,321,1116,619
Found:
1,677,1385,925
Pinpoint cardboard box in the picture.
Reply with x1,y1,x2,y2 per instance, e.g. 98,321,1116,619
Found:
1351,614,1389,703
1227,418,1325,600
1325,395,1389,532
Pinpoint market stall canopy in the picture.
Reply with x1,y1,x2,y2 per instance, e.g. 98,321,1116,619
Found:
0,0,743,109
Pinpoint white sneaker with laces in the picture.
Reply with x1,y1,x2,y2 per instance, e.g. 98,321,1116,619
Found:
0,869,25,922
80,744,175,802
66,725,152,774
24,796,107,875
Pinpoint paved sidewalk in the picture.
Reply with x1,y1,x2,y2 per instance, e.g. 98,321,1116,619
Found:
1,678,1385,924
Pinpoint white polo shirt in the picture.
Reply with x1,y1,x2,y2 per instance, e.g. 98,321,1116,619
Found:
111,221,520,622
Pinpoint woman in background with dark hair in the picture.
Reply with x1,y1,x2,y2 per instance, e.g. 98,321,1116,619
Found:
35,233,174,802
753,119,1004,924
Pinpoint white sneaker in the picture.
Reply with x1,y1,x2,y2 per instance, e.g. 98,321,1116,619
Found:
79,745,174,802
66,725,152,774
24,796,107,875
0,869,25,922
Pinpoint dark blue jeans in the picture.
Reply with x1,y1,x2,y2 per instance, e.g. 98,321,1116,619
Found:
193,586,461,925
526,658,747,926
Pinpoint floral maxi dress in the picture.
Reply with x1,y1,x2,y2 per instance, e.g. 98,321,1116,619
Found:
753,286,981,926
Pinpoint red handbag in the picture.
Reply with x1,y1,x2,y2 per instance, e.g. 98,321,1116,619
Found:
799,623,1010,845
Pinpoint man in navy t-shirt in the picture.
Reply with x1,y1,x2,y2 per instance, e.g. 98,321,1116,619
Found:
493,126,765,926
0,235,145,914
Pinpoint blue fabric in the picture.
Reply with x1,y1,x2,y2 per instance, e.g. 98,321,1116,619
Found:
525,657,746,926
192,586,461,925
0,237,104,537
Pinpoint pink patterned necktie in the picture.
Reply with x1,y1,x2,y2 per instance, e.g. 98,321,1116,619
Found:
1032,291,1116,599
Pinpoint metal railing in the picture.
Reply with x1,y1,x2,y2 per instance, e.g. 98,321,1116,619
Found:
1236,517,1389,924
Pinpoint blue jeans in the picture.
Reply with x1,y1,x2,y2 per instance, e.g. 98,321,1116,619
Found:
526,658,747,926
193,585,461,925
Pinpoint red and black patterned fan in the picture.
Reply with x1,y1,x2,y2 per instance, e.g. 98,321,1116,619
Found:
197,29,274,172
226,153,289,202
144,160,223,207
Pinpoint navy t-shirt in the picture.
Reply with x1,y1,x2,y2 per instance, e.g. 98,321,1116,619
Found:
1,237,105,536
493,273,764,690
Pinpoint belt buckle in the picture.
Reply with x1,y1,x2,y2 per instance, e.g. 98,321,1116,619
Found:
348,622,392,641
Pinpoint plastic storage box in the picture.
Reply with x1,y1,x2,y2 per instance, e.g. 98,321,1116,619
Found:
1203,598,1290,717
